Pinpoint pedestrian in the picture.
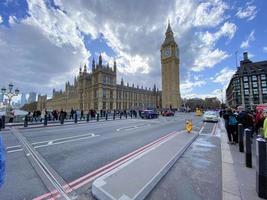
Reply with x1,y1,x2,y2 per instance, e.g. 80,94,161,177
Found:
223,108,233,144
237,106,254,138
262,110,267,139
228,109,238,144
70,108,74,119
0,135,6,188
80,110,84,120
255,110,264,134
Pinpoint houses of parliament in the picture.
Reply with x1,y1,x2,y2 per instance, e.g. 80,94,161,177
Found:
37,23,181,111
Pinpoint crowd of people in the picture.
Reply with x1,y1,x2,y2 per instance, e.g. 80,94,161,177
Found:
221,106,267,144
24,108,140,122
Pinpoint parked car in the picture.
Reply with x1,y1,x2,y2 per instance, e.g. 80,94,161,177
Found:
141,110,159,119
202,111,219,122
162,110,174,117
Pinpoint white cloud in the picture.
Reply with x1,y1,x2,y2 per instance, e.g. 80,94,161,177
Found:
0,0,232,95
240,30,255,49
180,79,206,96
213,67,235,85
236,2,257,21
263,47,267,53
0,16,3,24
192,49,229,72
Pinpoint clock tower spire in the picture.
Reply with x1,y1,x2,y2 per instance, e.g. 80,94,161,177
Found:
160,22,181,110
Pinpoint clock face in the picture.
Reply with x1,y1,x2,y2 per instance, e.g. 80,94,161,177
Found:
164,47,171,58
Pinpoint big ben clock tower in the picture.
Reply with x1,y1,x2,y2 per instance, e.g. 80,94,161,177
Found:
161,22,181,110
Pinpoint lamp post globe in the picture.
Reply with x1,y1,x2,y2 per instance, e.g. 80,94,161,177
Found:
1,87,6,94
8,83,14,91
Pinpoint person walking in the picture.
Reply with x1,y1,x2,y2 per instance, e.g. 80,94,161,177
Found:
228,109,238,144
262,110,267,139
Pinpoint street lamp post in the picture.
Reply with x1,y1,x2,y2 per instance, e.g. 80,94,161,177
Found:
1,83,20,114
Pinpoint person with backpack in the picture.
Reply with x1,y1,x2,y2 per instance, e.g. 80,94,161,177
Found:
228,109,238,144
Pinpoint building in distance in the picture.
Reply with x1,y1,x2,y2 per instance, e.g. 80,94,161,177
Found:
28,92,37,103
226,52,267,109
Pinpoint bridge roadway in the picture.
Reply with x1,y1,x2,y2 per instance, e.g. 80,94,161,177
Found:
0,112,217,200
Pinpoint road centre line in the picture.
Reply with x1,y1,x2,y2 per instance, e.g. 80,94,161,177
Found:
31,133,95,145
7,149,24,153
34,135,99,149
6,133,99,153
6,145,21,149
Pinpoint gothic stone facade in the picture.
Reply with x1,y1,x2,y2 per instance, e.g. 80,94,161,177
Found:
37,23,182,112
38,55,162,112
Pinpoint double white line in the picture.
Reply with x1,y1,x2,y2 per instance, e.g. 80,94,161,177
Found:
11,128,74,200
6,133,99,154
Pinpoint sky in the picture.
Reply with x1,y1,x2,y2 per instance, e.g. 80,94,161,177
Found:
0,0,266,102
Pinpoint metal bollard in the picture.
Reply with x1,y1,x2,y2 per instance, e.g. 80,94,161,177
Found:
97,113,99,122
238,124,244,153
60,116,64,125
130,112,132,118
106,113,108,120
256,138,267,199
244,128,252,168
1,115,5,129
113,112,115,120
86,113,89,122
74,113,78,123
126,113,127,119
120,113,122,119
24,115,28,127
44,114,48,126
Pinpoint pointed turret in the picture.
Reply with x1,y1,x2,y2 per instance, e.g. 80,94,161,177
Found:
121,78,124,86
153,84,156,92
79,66,82,75
83,64,87,73
163,21,175,45
113,60,117,73
92,57,95,70
99,53,102,68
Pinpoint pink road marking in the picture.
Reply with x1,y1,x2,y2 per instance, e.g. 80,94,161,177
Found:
33,131,178,200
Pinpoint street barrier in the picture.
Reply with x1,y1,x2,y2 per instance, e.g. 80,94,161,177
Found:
238,124,244,152
256,138,267,199
60,116,64,125
244,128,252,168
24,115,28,127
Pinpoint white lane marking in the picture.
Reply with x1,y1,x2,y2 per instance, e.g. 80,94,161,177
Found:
116,124,150,132
6,145,21,149
31,133,95,145
34,135,100,149
7,149,24,153
7,134,99,153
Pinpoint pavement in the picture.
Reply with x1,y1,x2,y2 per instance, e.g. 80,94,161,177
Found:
219,120,265,200
0,113,264,200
